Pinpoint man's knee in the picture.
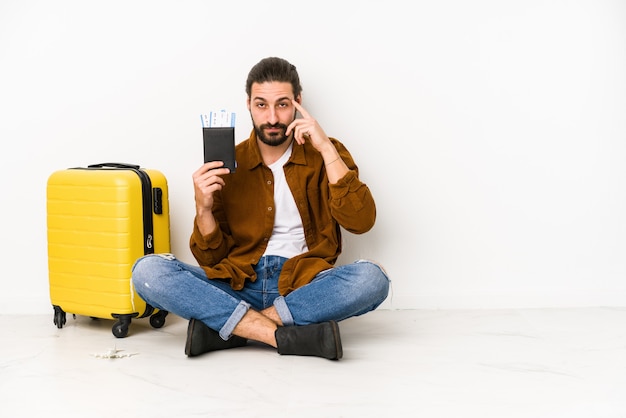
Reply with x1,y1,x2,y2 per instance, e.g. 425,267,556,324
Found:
355,259,390,299
132,253,177,288
356,259,388,276
133,253,175,271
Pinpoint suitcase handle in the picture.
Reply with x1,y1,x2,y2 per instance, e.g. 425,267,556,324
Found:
88,162,141,170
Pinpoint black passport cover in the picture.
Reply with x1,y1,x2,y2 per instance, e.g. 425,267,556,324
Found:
203,127,236,172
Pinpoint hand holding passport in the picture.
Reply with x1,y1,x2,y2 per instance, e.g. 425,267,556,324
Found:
201,110,236,173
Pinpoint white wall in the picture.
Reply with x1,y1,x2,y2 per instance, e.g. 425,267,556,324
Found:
1,0,625,315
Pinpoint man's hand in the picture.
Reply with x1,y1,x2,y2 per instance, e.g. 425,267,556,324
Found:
287,101,333,153
287,101,346,181
193,161,230,212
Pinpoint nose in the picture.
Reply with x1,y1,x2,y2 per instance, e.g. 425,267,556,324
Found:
267,107,279,124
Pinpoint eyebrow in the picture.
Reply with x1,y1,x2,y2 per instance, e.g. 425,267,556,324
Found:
252,96,292,103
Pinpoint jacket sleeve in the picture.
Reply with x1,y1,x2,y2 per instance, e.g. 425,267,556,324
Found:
189,192,234,267
328,145,377,234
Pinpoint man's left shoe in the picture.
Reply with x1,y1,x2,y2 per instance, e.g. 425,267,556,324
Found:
185,318,248,357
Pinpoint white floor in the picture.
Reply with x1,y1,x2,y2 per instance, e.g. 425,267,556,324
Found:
1,307,625,418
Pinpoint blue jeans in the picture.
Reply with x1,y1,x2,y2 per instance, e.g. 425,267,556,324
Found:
131,254,390,340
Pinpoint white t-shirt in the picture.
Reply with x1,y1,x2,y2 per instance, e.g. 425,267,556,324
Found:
263,143,309,258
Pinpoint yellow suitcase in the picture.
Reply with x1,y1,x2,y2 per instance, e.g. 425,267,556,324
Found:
47,163,171,337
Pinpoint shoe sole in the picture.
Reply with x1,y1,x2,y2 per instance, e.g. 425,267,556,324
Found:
184,319,196,357
329,320,343,360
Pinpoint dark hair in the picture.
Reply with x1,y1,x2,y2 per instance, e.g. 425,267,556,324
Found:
245,57,302,98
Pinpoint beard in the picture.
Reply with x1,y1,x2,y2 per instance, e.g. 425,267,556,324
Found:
254,122,291,147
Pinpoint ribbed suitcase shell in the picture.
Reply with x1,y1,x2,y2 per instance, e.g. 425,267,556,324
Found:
46,164,171,337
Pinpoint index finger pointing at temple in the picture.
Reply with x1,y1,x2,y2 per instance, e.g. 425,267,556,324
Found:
292,100,310,118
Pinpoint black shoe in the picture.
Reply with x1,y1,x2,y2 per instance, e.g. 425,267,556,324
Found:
185,318,248,357
275,321,343,360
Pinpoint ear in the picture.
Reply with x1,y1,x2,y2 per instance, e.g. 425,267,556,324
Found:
246,98,251,110
295,94,302,104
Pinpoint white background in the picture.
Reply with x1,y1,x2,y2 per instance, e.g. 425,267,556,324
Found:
1,0,625,314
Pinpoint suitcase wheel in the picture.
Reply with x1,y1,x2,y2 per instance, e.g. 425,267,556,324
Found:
53,305,67,329
51,309,168,337
149,310,169,329
111,315,132,338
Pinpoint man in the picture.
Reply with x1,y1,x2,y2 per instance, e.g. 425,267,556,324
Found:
132,57,389,360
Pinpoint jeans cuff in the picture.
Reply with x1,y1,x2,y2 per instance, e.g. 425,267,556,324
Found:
219,300,250,340
273,296,294,326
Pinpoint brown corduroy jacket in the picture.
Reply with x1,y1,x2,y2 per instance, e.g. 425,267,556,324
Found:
190,130,376,295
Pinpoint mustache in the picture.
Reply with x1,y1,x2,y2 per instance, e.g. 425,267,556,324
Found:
260,123,288,131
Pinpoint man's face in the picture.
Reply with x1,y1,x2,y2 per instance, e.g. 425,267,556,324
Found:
247,81,299,147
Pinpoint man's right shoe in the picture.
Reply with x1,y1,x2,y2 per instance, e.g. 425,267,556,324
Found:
185,318,248,357
275,321,343,360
